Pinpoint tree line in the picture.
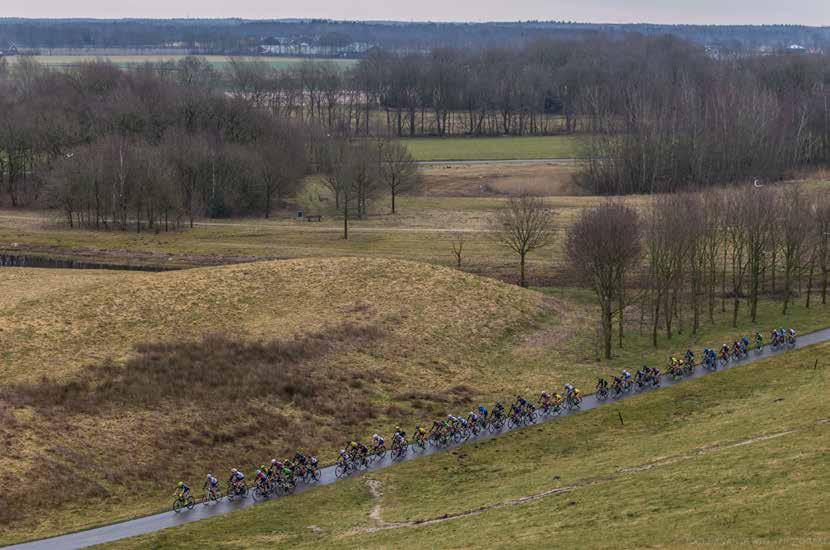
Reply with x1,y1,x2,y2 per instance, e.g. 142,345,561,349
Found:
0,57,312,228
566,185,830,359
3,19,830,56
0,57,420,230
222,35,830,195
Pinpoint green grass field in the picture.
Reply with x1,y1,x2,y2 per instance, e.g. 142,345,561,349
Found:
8,55,357,71
106,341,830,549
403,136,586,161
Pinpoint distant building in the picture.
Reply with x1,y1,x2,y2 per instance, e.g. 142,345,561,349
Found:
0,42,19,56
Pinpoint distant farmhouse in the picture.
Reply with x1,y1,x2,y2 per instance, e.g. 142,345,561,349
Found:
0,42,19,57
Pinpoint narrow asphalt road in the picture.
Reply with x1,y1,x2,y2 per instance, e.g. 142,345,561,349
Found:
7,327,830,550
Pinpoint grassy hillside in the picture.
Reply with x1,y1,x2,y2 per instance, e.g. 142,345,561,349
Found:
106,341,830,549
0,258,546,543
0,258,828,545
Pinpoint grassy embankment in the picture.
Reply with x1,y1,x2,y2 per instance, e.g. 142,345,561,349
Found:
107,340,830,549
0,257,828,545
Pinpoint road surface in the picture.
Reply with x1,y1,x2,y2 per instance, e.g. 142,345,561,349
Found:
7,327,829,550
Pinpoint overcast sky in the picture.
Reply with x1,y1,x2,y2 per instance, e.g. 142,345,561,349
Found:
6,0,830,26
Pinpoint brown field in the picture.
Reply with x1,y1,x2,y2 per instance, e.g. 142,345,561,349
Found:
419,161,584,197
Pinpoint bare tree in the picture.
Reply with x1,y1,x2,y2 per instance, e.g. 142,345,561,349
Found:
816,193,830,305
645,194,690,344
320,140,355,240
377,139,418,214
779,186,810,314
492,195,555,287
743,186,775,322
448,231,465,269
566,202,641,359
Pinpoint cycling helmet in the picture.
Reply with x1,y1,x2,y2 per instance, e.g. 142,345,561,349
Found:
207,474,212,479
231,468,237,474
373,433,379,439
178,481,184,488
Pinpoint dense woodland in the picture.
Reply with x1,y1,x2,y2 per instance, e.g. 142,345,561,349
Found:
2,34,830,221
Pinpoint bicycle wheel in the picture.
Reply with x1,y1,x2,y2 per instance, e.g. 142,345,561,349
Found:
173,498,183,513
186,496,195,510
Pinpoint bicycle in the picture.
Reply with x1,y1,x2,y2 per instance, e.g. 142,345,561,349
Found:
251,479,273,502
226,481,248,501
173,493,195,513
203,487,221,505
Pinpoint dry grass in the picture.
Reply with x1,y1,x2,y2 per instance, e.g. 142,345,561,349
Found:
419,162,585,197
0,258,542,385
0,257,547,541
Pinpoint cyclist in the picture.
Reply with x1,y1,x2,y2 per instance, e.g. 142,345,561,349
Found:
294,451,308,467
684,349,695,365
337,449,350,465
394,425,406,440
468,410,479,427
651,367,661,387
612,375,624,395
478,404,489,421
493,402,505,420
255,467,269,489
281,463,295,487
788,328,797,344
564,383,575,397
372,433,385,452
229,468,245,492
755,332,764,349
539,391,551,407
596,378,609,390
415,424,427,442
204,474,219,499
174,481,191,500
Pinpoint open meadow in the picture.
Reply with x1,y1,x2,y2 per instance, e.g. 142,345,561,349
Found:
6,55,357,71
403,136,586,161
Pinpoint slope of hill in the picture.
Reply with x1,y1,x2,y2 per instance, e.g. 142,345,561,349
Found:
0,258,546,543
1,257,828,546
105,341,830,549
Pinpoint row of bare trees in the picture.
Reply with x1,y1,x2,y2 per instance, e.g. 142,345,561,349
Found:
568,185,830,359
581,48,830,193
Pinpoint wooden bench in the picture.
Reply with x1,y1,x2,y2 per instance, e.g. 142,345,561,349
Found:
305,215,323,222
